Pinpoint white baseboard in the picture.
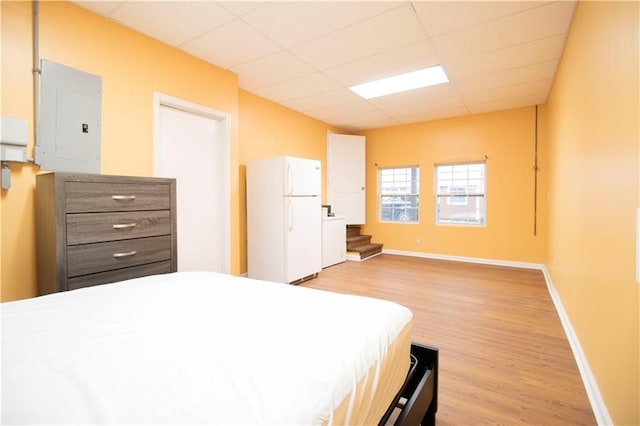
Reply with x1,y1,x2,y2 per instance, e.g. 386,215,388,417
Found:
346,253,361,262
346,251,383,262
540,266,613,426
381,248,612,425
382,248,545,270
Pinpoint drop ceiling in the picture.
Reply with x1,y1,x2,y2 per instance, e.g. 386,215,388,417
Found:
74,1,577,131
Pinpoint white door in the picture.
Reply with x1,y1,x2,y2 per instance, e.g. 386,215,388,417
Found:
154,95,230,273
327,134,366,224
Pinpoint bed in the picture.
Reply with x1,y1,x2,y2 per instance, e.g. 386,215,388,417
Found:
2,271,437,424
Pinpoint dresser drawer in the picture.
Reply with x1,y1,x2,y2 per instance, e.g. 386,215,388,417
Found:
67,261,172,291
67,236,172,277
65,181,171,213
66,211,172,245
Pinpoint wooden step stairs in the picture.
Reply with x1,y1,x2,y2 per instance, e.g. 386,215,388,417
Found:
346,225,383,261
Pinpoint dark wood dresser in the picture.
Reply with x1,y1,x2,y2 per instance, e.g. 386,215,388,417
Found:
36,172,177,295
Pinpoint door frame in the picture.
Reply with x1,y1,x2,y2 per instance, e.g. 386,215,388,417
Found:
153,92,231,273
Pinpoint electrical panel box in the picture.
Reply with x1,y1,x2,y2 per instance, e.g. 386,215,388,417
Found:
36,60,102,173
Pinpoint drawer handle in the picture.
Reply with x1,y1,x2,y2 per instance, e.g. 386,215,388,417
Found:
112,195,136,201
112,223,137,229
113,250,137,258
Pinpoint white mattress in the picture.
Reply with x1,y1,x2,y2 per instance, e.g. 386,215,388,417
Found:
2,271,412,424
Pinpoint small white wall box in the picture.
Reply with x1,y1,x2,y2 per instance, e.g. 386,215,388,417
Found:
0,116,29,162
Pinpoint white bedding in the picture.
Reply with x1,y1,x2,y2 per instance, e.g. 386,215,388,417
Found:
1,271,412,424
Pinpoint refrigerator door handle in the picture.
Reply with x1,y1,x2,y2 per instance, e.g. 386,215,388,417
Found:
287,163,293,195
288,198,294,232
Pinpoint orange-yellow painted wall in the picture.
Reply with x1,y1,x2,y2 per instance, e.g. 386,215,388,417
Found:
543,1,639,424
1,1,241,301
1,1,340,301
2,2,638,421
360,106,546,264
238,90,340,272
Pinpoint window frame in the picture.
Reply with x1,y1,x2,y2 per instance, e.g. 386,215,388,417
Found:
378,165,420,223
434,161,486,226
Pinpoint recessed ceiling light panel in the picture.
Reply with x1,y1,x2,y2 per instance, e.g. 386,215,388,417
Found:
349,65,449,99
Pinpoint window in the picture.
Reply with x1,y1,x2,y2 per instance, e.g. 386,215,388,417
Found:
435,162,486,225
448,186,468,205
379,166,419,223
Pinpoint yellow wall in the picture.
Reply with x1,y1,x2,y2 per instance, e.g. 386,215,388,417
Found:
237,90,340,272
543,1,639,424
2,1,638,422
1,1,243,300
0,1,340,301
360,106,546,264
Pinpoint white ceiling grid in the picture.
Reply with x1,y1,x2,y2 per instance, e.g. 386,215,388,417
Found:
74,1,576,131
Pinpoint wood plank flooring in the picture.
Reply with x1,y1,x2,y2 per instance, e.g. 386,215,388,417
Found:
302,254,596,425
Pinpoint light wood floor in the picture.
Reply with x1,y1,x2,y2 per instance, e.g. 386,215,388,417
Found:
302,254,596,425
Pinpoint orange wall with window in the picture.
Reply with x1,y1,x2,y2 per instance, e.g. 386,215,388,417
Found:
543,1,639,423
360,106,546,264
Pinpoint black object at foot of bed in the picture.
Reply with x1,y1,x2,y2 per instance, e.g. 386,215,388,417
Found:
379,343,439,426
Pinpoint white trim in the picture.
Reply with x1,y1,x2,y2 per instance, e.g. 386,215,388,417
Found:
540,266,613,426
346,251,383,262
382,248,544,270
347,252,382,262
346,253,362,262
381,248,612,425
153,92,231,274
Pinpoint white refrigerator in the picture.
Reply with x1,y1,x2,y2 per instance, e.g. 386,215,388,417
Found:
246,156,322,283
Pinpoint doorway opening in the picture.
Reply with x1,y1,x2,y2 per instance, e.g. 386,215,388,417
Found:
153,93,231,273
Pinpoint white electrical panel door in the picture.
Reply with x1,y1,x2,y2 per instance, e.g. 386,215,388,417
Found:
37,60,102,173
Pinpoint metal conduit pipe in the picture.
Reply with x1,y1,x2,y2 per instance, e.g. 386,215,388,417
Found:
31,0,40,163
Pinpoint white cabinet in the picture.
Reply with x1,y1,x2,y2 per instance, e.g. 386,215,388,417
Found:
322,216,346,268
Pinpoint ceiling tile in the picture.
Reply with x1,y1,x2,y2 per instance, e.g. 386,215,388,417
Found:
394,106,471,125
431,1,576,61
304,100,379,121
73,0,577,131
180,19,281,70
241,2,399,49
445,34,567,81
463,79,553,105
467,94,547,115
324,40,442,87
217,2,265,17
231,51,316,90
290,4,426,70
385,95,468,117
367,83,460,109
107,2,235,47
456,60,559,94
280,89,364,113
252,73,342,104
73,1,124,16
412,1,546,37
326,111,401,132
